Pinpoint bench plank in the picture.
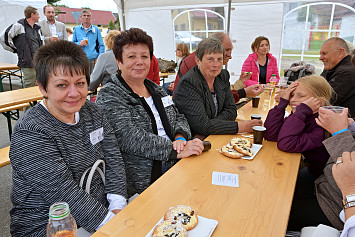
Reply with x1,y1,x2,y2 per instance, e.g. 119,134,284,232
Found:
0,146,10,168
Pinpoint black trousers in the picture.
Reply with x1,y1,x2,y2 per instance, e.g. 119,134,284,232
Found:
287,167,332,231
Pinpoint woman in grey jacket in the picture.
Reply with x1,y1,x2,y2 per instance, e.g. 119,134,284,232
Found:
96,28,204,197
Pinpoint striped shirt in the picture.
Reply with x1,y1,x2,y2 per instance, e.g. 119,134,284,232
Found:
9,100,127,236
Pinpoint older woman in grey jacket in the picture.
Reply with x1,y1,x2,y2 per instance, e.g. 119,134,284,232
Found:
96,28,204,197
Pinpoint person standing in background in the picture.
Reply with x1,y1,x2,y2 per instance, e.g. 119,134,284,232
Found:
66,28,73,42
146,54,160,85
72,9,105,74
0,6,42,88
38,4,67,45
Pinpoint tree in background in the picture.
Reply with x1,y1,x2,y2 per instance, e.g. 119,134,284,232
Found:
108,20,115,30
47,0,63,6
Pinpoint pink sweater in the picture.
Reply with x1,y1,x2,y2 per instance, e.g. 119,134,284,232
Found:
241,52,280,87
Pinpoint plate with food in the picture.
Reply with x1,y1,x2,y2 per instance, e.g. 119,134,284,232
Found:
220,137,262,160
146,205,218,237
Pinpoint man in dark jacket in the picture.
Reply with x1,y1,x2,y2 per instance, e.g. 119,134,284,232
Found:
0,6,43,88
319,37,355,118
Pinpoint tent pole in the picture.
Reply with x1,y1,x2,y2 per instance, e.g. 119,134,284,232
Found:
121,0,126,31
227,0,232,35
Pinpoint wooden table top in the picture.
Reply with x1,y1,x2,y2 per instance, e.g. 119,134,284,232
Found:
0,86,43,109
0,63,20,71
93,91,300,237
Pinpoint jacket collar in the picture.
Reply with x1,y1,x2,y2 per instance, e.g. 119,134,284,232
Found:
325,55,351,81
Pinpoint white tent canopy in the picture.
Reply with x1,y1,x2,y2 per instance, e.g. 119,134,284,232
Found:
113,0,319,78
0,0,47,64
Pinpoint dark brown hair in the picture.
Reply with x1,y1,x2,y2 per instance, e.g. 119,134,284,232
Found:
113,27,153,63
43,4,54,13
24,6,37,19
33,41,90,91
351,49,355,67
251,36,270,53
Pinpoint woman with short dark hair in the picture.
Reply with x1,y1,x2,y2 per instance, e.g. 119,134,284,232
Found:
173,38,261,139
9,40,127,236
96,28,204,197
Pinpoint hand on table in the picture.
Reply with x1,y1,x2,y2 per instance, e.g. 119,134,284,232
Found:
332,151,355,197
239,72,252,83
238,120,263,133
281,81,298,101
316,107,349,134
173,139,187,154
176,138,204,159
244,84,263,97
302,97,322,114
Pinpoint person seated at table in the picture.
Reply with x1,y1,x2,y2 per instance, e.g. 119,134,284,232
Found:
241,36,280,87
333,151,355,236
265,76,333,177
88,30,120,91
287,106,354,231
173,38,262,139
9,41,127,236
95,28,204,198
264,76,333,229
163,43,190,96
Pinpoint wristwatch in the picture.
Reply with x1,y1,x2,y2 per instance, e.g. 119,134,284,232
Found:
343,194,355,209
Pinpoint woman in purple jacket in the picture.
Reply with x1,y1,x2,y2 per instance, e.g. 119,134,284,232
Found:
264,75,333,230
241,36,280,87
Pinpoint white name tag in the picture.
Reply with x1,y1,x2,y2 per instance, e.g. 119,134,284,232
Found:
58,32,63,37
90,127,104,145
161,96,174,108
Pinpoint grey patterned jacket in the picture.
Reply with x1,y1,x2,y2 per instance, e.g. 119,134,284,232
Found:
96,74,191,197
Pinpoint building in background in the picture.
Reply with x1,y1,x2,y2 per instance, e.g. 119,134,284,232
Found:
55,7,117,38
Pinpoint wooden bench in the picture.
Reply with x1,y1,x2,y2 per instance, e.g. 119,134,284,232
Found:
0,102,32,139
0,146,10,168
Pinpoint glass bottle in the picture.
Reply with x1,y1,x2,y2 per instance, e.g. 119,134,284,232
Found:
47,202,77,237
270,74,277,86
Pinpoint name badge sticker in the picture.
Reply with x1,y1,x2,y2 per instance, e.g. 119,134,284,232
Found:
90,127,104,145
162,96,174,108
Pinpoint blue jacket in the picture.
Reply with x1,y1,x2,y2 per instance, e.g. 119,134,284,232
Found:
72,24,105,61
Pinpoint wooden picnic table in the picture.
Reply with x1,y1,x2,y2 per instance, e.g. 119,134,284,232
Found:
93,91,300,237
0,63,23,91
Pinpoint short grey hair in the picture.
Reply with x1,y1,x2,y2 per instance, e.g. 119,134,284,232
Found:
325,37,350,54
195,38,225,61
81,9,91,16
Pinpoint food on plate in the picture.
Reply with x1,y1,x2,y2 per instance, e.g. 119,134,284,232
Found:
230,137,252,148
220,145,244,159
152,220,187,237
164,205,198,231
233,144,253,157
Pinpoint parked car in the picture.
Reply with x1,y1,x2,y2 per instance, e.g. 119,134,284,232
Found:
175,31,202,47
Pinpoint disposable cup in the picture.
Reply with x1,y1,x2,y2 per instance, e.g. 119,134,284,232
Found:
252,96,260,108
322,106,345,114
251,114,262,120
253,126,266,144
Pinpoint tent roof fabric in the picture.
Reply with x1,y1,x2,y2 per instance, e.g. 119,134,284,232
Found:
55,7,116,25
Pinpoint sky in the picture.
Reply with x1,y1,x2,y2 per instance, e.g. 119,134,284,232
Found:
58,0,119,13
